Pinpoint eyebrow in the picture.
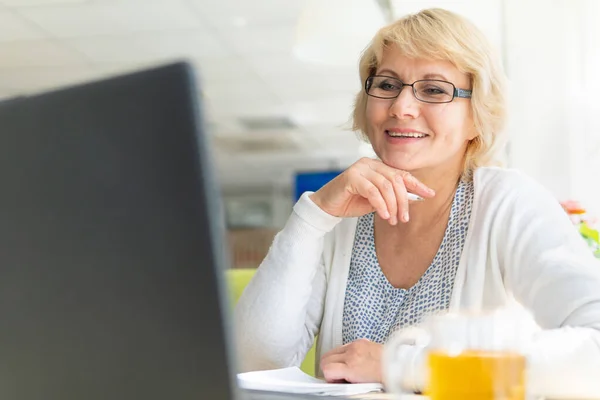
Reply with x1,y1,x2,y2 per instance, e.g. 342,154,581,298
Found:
376,69,399,78
375,69,450,82
423,73,449,81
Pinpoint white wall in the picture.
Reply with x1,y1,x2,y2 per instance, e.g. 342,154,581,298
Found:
504,0,574,199
574,0,600,216
504,0,600,215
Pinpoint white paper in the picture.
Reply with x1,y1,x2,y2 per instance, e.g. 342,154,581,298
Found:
237,367,384,396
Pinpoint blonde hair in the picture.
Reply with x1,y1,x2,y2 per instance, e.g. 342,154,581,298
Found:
352,8,507,180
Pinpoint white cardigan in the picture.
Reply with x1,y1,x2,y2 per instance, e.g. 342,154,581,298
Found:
235,167,600,399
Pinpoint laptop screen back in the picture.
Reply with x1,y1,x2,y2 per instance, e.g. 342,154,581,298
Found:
0,63,236,400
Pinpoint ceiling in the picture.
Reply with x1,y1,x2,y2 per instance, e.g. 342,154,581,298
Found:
0,0,502,191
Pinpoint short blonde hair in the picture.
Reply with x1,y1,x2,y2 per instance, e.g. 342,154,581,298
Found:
352,8,507,180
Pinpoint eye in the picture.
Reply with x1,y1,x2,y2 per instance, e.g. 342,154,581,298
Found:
422,86,448,95
377,80,401,91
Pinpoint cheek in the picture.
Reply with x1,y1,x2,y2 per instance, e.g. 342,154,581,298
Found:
364,103,375,126
363,102,377,142
426,105,472,141
465,116,477,140
365,100,385,126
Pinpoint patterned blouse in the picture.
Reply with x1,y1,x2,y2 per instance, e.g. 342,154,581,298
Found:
342,179,474,344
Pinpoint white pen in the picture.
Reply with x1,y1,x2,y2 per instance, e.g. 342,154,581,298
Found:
407,193,425,202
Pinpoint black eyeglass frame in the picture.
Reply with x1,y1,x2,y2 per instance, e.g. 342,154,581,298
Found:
365,75,472,104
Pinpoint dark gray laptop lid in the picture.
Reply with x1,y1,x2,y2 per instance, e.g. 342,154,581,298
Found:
0,62,237,400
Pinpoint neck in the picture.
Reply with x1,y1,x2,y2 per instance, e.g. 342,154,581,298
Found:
379,157,465,233
408,168,460,230
411,165,462,199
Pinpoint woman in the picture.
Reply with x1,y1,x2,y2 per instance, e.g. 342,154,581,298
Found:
235,8,600,397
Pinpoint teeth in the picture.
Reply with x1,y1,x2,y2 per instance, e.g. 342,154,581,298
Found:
387,131,427,138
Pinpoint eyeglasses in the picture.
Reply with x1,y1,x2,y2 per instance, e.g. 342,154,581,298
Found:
365,75,472,104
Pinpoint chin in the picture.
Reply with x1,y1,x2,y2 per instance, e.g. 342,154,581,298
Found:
379,156,421,172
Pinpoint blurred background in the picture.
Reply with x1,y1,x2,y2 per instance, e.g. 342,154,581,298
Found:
0,0,598,267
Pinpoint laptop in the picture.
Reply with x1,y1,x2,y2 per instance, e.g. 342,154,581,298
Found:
0,62,336,400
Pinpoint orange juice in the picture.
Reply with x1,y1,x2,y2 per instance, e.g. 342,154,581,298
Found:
426,350,526,400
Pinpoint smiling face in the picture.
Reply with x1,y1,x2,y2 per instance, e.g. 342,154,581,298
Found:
365,45,476,178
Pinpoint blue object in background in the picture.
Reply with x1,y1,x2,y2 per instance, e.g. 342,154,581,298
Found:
294,170,343,202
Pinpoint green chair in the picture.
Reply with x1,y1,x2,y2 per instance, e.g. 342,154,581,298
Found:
225,268,316,377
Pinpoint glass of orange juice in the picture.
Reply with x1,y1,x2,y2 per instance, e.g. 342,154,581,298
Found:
383,309,534,400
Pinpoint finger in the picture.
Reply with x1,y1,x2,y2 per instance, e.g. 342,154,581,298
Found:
353,179,390,221
367,160,435,198
320,344,348,361
392,177,410,223
321,362,350,383
395,171,435,198
320,352,347,367
360,169,398,225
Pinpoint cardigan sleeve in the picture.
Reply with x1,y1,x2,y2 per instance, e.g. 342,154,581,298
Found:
496,173,600,399
234,192,342,372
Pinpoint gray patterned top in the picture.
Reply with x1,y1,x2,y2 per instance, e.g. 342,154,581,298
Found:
342,179,474,345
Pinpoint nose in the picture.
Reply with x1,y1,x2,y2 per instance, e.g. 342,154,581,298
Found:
388,84,420,119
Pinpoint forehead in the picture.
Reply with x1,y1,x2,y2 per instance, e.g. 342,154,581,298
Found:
376,45,470,87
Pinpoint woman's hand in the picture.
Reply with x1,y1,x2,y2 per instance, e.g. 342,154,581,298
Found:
320,339,384,383
309,158,435,225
